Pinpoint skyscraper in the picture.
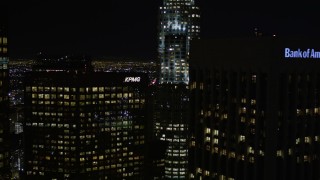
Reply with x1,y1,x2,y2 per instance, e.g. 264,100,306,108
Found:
154,0,200,179
153,84,190,179
24,57,150,179
158,0,200,84
0,14,10,179
155,1,200,178
189,37,320,180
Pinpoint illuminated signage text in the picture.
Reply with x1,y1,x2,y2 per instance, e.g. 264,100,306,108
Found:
285,48,320,59
124,77,141,82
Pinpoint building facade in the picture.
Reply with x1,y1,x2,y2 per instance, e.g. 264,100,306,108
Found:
0,17,10,179
189,37,320,180
153,85,190,179
156,1,200,178
158,0,200,84
24,58,150,179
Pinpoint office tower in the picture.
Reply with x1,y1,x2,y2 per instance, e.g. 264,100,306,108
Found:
0,16,10,179
24,57,150,179
155,1,199,178
158,0,200,84
189,37,320,180
153,85,189,179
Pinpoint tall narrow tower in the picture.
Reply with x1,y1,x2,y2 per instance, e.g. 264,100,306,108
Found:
0,13,10,179
154,1,200,179
159,0,200,84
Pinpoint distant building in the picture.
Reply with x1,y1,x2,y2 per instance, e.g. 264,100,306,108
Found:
8,59,35,106
158,0,200,84
24,57,151,179
7,59,37,179
0,15,11,179
189,37,320,180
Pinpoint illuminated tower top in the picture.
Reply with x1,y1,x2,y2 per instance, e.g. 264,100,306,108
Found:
159,0,200,84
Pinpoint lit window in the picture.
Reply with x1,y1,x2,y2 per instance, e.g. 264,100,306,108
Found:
213,138,218,145
297,109,301,115
238,135,245,142
304,155,311,162
223,113,228,119
213,130,219,136
228,152,235,158
58,87,63,92
277,150,283,158
250,118,255,124
305,137,311,143
251,74,257,83
64,95,69,99
241,98,246,104
196,167,202,174
205,128,211,134
247,146,254,154
249,157,255,163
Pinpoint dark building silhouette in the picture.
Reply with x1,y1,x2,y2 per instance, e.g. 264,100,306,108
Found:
24,56,151,179
189,37,320,180
0,12,11,179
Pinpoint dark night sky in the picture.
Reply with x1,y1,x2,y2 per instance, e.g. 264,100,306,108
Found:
8,1,320,60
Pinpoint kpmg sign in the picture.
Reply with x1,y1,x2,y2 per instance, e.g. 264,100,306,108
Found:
285,48,320,59
124,77,141,82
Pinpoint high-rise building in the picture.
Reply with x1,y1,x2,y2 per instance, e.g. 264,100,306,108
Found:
153,84,190,179
158,0,200,84
189,37,320,180
0,14,11,179
24,57,150,179
155,1,199,178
